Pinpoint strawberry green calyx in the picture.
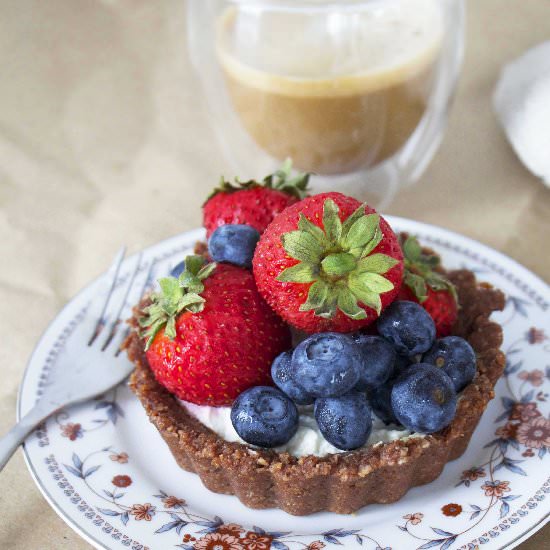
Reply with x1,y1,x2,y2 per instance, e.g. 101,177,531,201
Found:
140,255,216,350
205,158,310,203
401,235,458,303
277,199,399,319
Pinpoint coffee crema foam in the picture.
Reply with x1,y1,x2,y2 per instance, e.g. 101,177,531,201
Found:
218,0,443,94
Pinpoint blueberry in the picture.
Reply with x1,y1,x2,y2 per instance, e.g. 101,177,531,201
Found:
314,391,373,450
392,353,412,379
369,353,412,425
291,332,361,397
271,351,313,405
369,381,398,425
423,336,476,392
377,301,436,357
391,364,457,433
350,334,395,390
230,386,298,447
170,260,186,278
208,224,260,269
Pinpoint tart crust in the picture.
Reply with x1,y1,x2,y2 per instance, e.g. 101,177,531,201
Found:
125,269,505,515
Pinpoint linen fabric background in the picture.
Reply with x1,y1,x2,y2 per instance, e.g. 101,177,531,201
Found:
0,0,548,548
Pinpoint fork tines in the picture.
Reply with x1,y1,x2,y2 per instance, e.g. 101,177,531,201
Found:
88,248,156,354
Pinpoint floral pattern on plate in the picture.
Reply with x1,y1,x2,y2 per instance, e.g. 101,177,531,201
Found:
19,222,550,550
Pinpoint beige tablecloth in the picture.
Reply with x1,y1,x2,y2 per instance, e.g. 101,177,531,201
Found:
0,1,548,548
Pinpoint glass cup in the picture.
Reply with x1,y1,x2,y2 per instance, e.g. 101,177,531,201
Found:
187,0,464,208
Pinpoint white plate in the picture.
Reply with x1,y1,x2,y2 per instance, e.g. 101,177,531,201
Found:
18,218,550,550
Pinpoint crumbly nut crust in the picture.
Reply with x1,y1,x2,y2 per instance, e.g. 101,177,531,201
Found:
125,268,505,515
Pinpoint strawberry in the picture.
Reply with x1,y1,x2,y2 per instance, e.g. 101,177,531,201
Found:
140,255,291,406
252,192,404,333
398,235,458,337
203,159,309,237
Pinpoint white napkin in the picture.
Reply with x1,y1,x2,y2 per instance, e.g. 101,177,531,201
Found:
493,41,550,187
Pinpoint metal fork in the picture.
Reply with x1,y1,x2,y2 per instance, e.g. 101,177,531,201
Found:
0,247,154,472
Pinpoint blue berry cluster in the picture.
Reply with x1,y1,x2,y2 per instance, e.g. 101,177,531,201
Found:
231,301,477,450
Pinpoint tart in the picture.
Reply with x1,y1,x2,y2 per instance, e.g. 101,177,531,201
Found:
125,266,505,516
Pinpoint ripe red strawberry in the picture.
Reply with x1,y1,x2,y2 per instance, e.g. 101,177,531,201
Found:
252,192,404,333
203,160,309,237
140,255,291,406
398,235,458,337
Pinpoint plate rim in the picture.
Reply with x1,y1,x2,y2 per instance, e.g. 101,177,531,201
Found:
17,228,206,550
17,218,550,550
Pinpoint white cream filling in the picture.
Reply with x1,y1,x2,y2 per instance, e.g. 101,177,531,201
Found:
181,400,417,457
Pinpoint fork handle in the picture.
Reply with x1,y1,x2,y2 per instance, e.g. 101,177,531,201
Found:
0,403,55,472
